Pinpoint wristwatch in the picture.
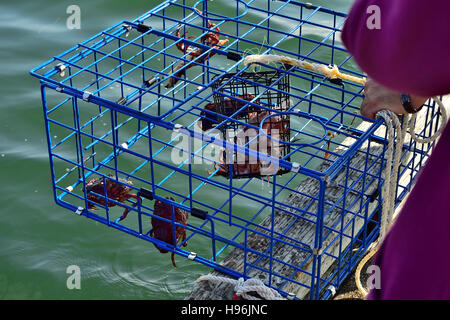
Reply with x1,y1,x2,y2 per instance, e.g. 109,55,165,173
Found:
401,94,423,114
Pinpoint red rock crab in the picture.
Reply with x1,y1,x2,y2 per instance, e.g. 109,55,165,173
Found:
150,197,189,267
84,174,139,221
166,13,229,88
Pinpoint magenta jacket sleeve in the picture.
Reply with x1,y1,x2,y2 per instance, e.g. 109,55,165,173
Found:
341,0,450,97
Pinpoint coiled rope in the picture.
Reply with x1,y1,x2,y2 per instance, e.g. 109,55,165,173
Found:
197,275,286,300
354,109,405,297
355,97,447,297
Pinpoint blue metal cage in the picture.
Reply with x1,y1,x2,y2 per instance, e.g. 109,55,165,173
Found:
30,0,443,299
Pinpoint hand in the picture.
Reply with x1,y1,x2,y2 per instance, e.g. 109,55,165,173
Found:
361,78,429,120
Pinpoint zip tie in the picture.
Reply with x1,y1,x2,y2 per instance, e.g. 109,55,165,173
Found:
82,91,91,102
55,63,66,77
144,77,158,88
286,292,296,300
188,252,197,260
174,123,183,132
291,162,300,173
137,23,151,33
328,285,337,297
116,97,127,105
75,206,84,215
122,24,132,37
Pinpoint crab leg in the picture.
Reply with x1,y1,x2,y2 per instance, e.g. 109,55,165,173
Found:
166,19,228,88
165,60,189,89
170,228,188,268
117,193,140,222
171,252,177,268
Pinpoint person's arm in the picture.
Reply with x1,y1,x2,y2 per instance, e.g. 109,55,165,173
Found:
342,0,450,98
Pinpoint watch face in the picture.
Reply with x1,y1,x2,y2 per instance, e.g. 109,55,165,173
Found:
401,94,410,104
401,94,416,113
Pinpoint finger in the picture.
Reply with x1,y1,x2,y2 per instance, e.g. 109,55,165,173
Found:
360,98,376,120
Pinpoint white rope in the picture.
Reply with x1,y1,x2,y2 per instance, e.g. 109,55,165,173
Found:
354,110,406,297
243,54,367,85
197,275,286,300
377,96,447,243
409,96,448,144
356,96,447,297
376,110,407,243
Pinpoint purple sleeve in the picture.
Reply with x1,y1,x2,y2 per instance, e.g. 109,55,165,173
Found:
341,0,450,97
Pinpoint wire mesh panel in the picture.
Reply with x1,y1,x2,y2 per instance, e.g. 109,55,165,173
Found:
30,0,443,299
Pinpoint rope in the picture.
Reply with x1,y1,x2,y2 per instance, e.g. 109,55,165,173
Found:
355,97,447,297
243,54,367,85
197,275,286,300
409,97,448,144
376,110,407,243
354,110,405,297
196,100,446,299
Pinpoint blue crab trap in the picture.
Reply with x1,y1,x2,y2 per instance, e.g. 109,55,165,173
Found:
30,0,444,299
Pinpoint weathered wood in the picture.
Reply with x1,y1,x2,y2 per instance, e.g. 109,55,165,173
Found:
186,97,449,300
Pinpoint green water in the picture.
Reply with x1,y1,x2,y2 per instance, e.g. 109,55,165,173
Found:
0,0,354,299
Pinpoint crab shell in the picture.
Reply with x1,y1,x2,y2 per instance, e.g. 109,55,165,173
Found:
85,175,134,208
150,197,189,266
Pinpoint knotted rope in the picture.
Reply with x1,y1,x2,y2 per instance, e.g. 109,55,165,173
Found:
197,275,286,300
243,54,367,85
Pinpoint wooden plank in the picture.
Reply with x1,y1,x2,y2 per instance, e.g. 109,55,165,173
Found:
186,97,449,300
